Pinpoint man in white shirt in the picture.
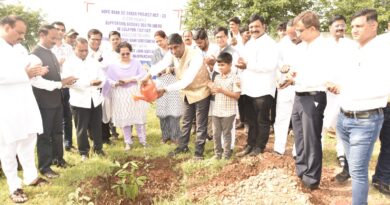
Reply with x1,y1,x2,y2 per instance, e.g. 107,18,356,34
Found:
0,15,49,203
51,21,75,152
283,11,332,190
143,33,211,160
273,19,301,156
327,9,390,204
62,38,106,161
228,16,243,48
324,14,356,183
235,14,279,157
87,29,114,145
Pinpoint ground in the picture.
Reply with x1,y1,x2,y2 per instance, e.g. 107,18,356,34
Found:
0,107,389,204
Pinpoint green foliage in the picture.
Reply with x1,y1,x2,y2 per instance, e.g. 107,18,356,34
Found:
0,3,46,50
111,161,147,201
66,187,94,205
184,0,390,36
183,0,313,36
184,0,237,31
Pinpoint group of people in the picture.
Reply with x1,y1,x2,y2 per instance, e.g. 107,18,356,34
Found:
0,7,389,205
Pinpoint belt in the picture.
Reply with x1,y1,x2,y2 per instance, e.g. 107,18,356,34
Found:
340,108,383,119
295,91,324,96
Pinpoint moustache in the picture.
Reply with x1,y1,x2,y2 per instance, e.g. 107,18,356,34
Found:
336,29,345,32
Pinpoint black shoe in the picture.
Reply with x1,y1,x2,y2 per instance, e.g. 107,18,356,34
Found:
335,169,351,183
43,170,59,179
57,160,73,168
372,179,390,196
168,146,189,157
94,150,106,156
248,147,264,156
303,182,319,190
235,145,253,157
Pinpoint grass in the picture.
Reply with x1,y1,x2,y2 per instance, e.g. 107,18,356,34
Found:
0,105,388,204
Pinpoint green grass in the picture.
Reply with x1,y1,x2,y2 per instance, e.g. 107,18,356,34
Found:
0,105,387,204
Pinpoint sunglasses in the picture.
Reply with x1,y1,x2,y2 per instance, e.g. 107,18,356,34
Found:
121,52,130,56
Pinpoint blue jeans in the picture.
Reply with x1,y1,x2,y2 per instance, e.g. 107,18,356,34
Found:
337,110,384,205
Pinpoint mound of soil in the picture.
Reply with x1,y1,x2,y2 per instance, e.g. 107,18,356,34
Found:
79,157,182,205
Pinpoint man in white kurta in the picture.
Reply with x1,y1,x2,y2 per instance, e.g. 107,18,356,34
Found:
0,15,46,201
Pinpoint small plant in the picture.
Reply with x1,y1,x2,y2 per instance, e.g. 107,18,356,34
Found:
111,161,147,201
66,187,94,205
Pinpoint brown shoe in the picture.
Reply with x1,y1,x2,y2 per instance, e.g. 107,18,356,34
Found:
29,177,49,186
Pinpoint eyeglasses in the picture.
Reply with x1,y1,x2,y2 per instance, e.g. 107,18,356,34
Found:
90,38,102,41
121,52,130,56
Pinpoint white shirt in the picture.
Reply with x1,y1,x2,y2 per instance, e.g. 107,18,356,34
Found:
292,35,333,92
62,55,105,108
52,42,73,65
277,36,299,101
0,39,43,144
239,33,279,97
150,46,204,92
30,45,63,91
339,35,390,111
196,43,219,58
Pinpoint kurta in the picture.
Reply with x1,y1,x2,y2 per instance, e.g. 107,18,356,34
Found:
0,39,43,144
103,60,149,127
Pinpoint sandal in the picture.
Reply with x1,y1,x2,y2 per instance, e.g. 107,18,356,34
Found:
10,188,28,203
29,177,49,186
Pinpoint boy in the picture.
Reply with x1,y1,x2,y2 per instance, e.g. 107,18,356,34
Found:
210,52,241,159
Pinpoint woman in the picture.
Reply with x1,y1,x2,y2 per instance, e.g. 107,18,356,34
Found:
151,30,182,144
103,42,149,150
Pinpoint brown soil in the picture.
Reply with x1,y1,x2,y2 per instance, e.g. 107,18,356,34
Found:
76,129,387,205
188,129,353,205
79,157,182,205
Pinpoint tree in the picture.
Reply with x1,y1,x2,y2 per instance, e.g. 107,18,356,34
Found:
311,0,390,33
183,0,237,31
0,3,46,50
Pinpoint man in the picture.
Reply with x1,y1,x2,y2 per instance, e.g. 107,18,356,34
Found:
102,30,122,64
51,21,75,152
324,15,355,183
0,15,48,204
283,11,331,190
193,28,218,58
144,33,211,160
31,25,77,178
273,19,301,155
235,14,279,157
372,32,390,196
87,29,113,144
327,9,389,204
228,16,243,47
65,29,79,48
62,38,106,161
101,30,121,139
276,21,287,41
182,30,195,48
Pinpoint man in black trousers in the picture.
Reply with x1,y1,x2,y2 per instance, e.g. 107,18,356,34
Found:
31,25,76,178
